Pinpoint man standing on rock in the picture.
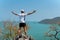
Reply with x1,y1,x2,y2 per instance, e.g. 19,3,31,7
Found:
12,9,36,35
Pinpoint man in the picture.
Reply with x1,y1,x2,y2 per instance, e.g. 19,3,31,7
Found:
11,9,36,35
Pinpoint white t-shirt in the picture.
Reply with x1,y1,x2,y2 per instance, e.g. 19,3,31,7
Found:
19,13,27,23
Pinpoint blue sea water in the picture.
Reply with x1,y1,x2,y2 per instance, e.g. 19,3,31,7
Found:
0,22,51,40
26,22,51,40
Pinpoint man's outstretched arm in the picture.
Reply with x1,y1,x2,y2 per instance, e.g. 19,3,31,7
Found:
11,11,19,16
27,10,36,15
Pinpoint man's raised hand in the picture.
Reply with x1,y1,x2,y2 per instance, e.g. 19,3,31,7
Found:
11,11,19,16
32,10,36,13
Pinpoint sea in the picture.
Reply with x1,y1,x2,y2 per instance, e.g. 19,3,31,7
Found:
0,22,54,40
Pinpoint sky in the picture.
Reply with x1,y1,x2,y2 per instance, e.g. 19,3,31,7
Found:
0,0,60,22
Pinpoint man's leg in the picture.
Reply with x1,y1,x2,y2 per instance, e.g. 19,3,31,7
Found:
24,26,27,35
18,23,22,35
17,28,21,35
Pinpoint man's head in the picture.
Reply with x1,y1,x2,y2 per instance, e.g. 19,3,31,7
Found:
21,9,24,13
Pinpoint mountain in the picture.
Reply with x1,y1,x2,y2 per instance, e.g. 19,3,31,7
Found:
39,17,60,24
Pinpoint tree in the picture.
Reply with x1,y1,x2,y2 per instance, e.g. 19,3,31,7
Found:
45,24,60,40
0,21,18,40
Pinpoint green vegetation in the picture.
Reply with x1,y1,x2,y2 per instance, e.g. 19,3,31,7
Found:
45,23,60,40
0,21,19,40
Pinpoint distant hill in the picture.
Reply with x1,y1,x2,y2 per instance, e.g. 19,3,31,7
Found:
39,17,60,24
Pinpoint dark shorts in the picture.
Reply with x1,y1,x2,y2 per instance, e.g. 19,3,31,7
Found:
19,23,26,28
